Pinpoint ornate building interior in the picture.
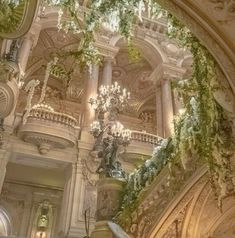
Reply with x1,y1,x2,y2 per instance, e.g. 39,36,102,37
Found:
0,0,235,238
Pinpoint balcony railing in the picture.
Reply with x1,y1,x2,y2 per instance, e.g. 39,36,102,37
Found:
28,108,78,128
131,130,162,146
19,107,79,154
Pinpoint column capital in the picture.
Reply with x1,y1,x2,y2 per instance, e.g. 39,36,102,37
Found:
150,63,186,86
162,63,186,81
102,55,115,63
95,41,119,59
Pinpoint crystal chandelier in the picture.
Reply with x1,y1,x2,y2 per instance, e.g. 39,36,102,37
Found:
89,82,131,178
89,81,130,121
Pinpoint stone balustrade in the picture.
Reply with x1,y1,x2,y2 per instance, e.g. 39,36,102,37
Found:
19,107,79,154
28,108,78,128
121,131,162,166
130,130,162,146
135,16,167,35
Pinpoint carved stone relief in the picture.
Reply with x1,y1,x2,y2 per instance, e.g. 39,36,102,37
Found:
161,205,188,238
83,183,97,219
128,164,207,238
207,0,235,23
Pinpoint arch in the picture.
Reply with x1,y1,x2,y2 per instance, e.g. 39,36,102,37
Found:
209,206,235,237
37,1,235,93
110,35,168,68
155,0,235,94
0,206,12,236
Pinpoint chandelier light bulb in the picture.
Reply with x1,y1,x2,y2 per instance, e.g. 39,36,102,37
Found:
89,82,131,116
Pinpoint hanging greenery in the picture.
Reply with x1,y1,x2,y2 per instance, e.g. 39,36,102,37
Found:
0,0,22,34
114,11,235,229
47,0,165,66
167,14,234,206
2,0,232,230
115,137,175,229
45,0,235,228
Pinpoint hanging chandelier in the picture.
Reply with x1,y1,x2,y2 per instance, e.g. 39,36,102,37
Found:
89,82,131,178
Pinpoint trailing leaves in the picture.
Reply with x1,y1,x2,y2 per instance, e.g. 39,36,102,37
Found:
115,11,235,230
48,0,164,65
0,0,22,34
36,0,235,230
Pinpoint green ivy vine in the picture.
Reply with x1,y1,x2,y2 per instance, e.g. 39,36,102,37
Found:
45,0,235,228
47,0,165,66
115,12,235,230
3,0,234,230
0,0,23,35
167,14,234,206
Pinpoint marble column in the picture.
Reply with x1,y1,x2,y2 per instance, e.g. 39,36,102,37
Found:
59,150,89,238
156,85,164,137
162,78,174,137
83,64,100,128
4,25,41,128
18,22,41,72
17,36,34,73
0,149,11,194
102,57,113,86
59,164,75,236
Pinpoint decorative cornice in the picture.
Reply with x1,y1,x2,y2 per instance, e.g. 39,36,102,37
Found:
95,41,119,59
149,63,186,85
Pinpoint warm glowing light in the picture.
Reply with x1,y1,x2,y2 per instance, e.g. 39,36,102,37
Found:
89,82,130,115
32,103,55,112
179,108,186,115
36,231,46,238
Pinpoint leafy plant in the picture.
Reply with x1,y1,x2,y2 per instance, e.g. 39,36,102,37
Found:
0,0,22,34
115,11,235,230
45,0,234,230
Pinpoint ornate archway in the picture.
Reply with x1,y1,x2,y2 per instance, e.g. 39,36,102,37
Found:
156,0,235,95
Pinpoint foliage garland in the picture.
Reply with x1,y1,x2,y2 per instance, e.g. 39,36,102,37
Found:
2,0,234,231
45,0,235,229
167,14,234,206
0,0,22,34
114,13,235,229
47,0,164,66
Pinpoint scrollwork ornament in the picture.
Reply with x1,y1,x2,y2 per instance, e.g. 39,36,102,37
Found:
81,157,98,186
